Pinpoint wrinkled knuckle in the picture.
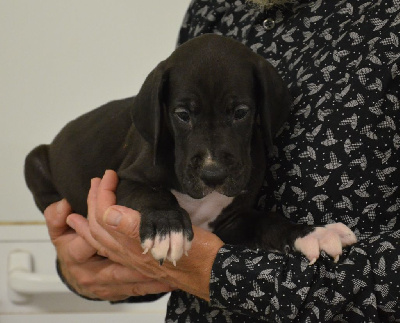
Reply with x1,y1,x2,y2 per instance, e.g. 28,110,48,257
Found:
69,253,85,264
110,267,123,282
131,284,148,297
124,221,140,239
76,274,96,289
66,246,89,264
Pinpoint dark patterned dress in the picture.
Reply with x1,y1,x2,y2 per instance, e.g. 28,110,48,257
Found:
162,0,400,321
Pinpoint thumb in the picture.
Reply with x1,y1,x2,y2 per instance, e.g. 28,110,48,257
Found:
103,206,142,241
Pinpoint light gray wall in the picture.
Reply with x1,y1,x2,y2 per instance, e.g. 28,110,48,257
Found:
0,0,190,222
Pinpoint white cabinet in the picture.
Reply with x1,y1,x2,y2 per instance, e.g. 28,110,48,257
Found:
0,225,169,322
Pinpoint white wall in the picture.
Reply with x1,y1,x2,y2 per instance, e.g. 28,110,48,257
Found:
0,0,190,222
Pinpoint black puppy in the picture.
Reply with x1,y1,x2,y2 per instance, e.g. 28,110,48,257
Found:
25,34,356,266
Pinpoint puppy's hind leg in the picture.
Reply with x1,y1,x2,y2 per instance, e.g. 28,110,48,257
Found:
24,144,61,213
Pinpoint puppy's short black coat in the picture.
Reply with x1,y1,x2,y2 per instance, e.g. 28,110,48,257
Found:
25,34,350,266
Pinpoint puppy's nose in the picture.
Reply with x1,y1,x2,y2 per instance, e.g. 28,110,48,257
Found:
200,164,228,187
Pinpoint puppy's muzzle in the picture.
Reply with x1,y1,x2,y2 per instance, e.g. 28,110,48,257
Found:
199,163,228,188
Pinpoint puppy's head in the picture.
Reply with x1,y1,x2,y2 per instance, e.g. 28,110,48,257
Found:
132,34,291,199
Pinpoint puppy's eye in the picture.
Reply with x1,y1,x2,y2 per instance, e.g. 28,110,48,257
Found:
233,105,250,121
174,108,191,123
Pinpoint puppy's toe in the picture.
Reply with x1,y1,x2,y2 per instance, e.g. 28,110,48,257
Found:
318,229,343,260
325,223,357,246
183,236,192,257
150,234,170,264
168,231,193,265
146,231,194,266
167,232,185,266
294,231,320,264
141,239,154,255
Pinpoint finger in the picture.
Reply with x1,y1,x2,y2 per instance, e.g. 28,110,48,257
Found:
86,178,119,253
96,170,118,218
100,169,119,193
90,280,174,301
44,199,72,241
87,177,117,246
87,177,101,220
66,213,101,260
131,281,176,296
91,262,175,296
67,260,173,300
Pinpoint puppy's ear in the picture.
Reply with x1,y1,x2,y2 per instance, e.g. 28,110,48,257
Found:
131,61,168,164
255,59,292,148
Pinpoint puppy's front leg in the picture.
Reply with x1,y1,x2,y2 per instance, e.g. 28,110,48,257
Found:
116,181,193,265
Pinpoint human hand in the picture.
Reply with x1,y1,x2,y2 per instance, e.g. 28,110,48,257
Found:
84,170,224,301
44,198,175,301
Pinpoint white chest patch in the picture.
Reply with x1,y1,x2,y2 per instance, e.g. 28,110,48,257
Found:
171,189,234,231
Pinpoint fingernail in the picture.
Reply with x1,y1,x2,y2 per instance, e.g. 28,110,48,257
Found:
104,208,122,226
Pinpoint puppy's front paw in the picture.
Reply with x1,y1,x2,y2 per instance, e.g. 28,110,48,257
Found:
294,223,357,265
139,209,193,266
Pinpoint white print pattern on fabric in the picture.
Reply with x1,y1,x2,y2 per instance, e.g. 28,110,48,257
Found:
162,0,400,322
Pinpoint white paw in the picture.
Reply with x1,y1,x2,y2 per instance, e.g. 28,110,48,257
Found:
141,231,192,266
294,223,357,265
